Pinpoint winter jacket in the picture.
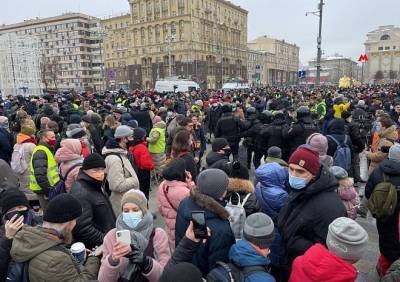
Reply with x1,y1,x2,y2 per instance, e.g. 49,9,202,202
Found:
98,227,171,282
215,113,246,146
87,124,103,154
367,125,398,175
175,189,235,275
228,240,275,282
337,178,359,220
255,163,289,220
326,118,353,157
241,118,264,148
277,167,346,271
14,133,36,197
102,146,140,216
345,120,366,154
365,159,400,263
129,142,155,171
333,101,351,119
0,159,18,192
382,258,400,282
0,128,13,164
130,110,153,133
157,179,194,250
148,121,167,171
30,141,58,195
206,151,230,169
54,139,83,193
10,226,99,282
289,243,359,282
164,236,201,271
71,170,116,249
283,117,318,156
259,118,287,155
224,178,261,217
208,106,222,134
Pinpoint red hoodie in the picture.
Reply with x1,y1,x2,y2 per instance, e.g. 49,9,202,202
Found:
289,244,358,282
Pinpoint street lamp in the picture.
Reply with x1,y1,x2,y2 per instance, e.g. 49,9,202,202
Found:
306,0,324,86
165,34,176,78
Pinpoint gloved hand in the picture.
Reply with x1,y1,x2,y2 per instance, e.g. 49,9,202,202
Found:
127,249,153,274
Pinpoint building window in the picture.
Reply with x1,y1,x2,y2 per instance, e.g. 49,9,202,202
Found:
380,34,390,40
171,22,176,36
385,46,390,50
155,25,161,43
147,1,153,18
378,47,383,51
394,46,397,49
162,0,168,17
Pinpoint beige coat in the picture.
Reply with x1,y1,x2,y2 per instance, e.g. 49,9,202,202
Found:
367,125,398,175
102,147,139,215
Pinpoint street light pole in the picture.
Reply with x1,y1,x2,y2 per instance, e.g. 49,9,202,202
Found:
316,0,324,86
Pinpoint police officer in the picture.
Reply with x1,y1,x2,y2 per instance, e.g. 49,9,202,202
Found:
283,106,319,157
241,107,261,169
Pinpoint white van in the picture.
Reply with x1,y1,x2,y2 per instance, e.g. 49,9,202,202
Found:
154,79,200,93
222,82,250,91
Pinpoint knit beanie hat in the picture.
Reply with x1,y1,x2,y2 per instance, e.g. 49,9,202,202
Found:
197,169,228,200
127,120,138,129
244,213,275,249
288,145,320,176
0,189,30,214
69,114,82,124
43,194,82,223
134,127,147,140
82,153,106,170
306,133,328,156
121,189,148,213
388,143,400,162
153,116,162,124
66,124,86,139
329,166,348,180
229,161,249,180
82,115,92,124
267,146,282,159
159,262,203,282
326,217,369,263
212,138,229,152
20,119,36,136
115,125,133,138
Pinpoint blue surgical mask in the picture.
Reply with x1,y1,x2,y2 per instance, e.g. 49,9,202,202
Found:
289,173,307,190
122,211,143,229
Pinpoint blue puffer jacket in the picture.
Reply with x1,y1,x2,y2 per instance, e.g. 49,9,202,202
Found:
229,240,275,282
255,163,288,219
175,189,235,276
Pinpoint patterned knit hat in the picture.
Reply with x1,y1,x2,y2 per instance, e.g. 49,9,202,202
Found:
121,189,148,213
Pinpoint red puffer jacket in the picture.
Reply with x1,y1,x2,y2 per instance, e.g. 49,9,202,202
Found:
129,142,155,171
289,243,358,282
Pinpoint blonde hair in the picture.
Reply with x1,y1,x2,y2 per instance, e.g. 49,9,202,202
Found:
103,114,120,129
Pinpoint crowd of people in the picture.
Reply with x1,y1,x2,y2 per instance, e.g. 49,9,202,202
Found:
1,84,400,281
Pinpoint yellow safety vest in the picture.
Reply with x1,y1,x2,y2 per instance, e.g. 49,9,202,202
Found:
29,145,60,191
72,103,79,110
148,127,166,154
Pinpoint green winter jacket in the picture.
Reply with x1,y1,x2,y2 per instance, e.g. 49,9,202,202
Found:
10,226,99,282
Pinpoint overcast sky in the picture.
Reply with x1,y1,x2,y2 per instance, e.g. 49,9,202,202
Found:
2,0,399,65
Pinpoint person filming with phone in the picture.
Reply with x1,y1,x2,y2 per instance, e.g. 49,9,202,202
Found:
98,189,171,282
175,169,235,276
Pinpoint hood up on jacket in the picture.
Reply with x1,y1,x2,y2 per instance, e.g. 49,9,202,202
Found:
379,159,400,176
11,226,63,263
229,239,270,268
327,118,346,135
154,121,166,129
290,243,357,282
256,163,288,188
228,178,254,194
55,139,82,162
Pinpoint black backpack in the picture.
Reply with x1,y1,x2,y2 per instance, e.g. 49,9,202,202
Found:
207,261,270,282
7,244,65,282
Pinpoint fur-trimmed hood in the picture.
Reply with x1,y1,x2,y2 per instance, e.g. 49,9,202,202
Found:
228,178,254,194
190,188,230,220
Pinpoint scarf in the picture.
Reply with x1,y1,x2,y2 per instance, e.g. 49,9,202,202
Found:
116,211,153,252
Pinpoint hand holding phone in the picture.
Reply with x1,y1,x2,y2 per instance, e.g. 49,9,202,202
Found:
116,230,131,245
191,211,208,239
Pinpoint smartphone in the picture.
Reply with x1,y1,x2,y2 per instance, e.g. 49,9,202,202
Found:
116,230,131,245
192,211,208,239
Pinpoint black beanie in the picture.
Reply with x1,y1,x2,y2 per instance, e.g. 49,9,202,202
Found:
43,194,82,223
162,158,186,182
82,153,106,170
229,161,249,180
212,138,229,152
159,262,203,282
0,189,30,214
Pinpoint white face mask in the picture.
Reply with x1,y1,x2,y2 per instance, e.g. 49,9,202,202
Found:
122,211,143,229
